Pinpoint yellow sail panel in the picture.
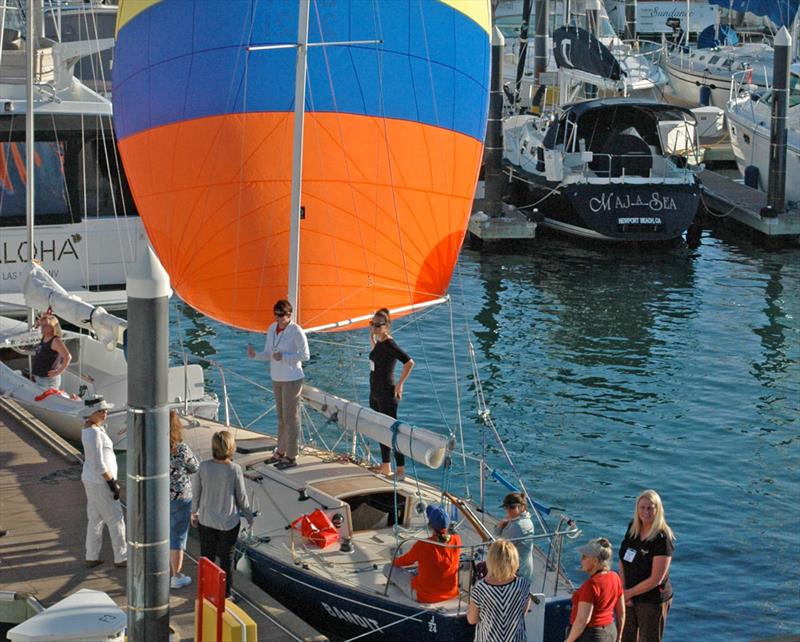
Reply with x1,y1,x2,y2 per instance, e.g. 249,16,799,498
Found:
116,0,162,36
442,0,492,35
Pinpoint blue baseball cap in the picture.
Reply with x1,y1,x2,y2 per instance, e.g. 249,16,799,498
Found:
426,505,450,531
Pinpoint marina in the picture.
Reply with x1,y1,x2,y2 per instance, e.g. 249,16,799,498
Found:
0,397,326,642
0,0,798,640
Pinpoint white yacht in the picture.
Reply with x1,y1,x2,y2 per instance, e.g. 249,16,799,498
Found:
0,4,143,316
726,65,800,205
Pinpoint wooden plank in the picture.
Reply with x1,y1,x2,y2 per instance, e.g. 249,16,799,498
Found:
0,405,326,641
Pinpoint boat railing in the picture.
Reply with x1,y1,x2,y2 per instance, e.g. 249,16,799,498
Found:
382,522,580,599
728,68,763,104
613,39,666,70
581,151,696,181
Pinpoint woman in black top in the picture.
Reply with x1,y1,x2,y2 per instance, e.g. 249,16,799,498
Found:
618,489,675,642
31,314,72,390
369,308,414,478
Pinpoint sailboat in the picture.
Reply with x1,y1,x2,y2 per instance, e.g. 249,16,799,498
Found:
726,59,800,203
113,0,577,639
664,0,799,109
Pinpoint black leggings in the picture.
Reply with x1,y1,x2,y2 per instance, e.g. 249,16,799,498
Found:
369,389,405,467
199,522,240,597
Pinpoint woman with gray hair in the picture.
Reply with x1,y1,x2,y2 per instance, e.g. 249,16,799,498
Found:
565,538,625,642
191,430,253,599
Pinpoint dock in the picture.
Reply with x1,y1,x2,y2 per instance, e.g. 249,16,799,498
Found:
698,169,800,246
0,399,327,642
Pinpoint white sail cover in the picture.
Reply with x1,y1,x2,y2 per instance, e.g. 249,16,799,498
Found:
22,264,126,350
302,385,453,469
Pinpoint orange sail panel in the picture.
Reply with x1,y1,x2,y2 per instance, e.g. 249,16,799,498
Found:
113,1,490,331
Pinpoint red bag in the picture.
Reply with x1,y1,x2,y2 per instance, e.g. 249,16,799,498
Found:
291,509,340,549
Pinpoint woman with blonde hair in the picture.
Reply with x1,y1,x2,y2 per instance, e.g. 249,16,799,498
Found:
566,538,625,642
31,314,71,389
191,430,253,599
468,539,531,641
618,490,675,642
168,410,198,589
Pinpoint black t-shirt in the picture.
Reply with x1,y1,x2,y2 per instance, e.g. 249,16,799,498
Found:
32,338,59,377
618,521,674,603
369,338,410,393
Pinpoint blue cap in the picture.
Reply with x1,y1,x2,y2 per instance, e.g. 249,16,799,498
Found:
426,505,450,531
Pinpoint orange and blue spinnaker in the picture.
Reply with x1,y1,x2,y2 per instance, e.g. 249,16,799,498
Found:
113,0,490,331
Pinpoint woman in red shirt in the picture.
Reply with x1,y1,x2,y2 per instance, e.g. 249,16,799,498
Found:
384,505,462,603
566,538,625,642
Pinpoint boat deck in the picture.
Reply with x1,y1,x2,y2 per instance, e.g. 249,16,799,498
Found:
0,400,326,641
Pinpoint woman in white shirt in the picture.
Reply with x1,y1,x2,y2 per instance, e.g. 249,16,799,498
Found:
247,299,309,470
80,396,126,569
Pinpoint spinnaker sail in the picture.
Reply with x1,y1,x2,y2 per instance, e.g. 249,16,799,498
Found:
113,0,490,331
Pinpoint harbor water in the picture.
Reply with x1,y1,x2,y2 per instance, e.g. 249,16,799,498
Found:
170,234,799,641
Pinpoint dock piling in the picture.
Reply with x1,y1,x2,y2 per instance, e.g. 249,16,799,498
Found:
126,247,172,642
765,26,792,217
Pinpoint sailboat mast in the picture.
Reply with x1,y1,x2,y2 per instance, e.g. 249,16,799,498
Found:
287,0,310,313
25,0,36,328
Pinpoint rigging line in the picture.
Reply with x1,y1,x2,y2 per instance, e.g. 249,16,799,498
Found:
309,0,375,297
80,114,92,286
93,107,131,276
232,2,259,321
370,1,455,433
447,298,469,498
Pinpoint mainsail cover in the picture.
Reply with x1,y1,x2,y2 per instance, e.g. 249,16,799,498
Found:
22,264,126,350
113,1,491,331
302,384,453,469
705,0,798,29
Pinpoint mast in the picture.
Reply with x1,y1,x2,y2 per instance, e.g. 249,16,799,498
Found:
515,0,533,107
25,0,36,329
287,0,310,313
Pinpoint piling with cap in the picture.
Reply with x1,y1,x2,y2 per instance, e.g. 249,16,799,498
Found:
765,26,792,217
126,246,172,642
484,25,506,219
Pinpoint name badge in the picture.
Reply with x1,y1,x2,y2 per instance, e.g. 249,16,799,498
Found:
623,548,637,563
369,360,375,372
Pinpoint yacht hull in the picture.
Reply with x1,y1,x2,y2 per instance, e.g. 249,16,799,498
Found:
517,177,700,242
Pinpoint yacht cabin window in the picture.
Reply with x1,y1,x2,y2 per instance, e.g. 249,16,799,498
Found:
0,117,138,227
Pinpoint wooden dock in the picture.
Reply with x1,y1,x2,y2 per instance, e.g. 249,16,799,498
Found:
699,169,800,246
0,399,326,642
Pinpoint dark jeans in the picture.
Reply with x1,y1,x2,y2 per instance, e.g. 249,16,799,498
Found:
370,389,405,467
199,522,240,597
621,599,671,642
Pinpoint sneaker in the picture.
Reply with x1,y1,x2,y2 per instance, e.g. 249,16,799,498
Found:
84,559,103,568
170,574,192,589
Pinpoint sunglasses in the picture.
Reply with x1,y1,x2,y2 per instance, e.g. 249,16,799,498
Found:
370,321,386,327
274,311,290,317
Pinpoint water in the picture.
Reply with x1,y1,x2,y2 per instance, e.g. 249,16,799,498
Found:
170,233,799,641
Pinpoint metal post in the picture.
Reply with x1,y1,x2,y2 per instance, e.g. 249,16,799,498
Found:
25,0,35,331
484,26,505,219
765,26,791,217
533,0,549,84
625,0,637,39
126,247,172,642
287,0,310,313
515,0,533,105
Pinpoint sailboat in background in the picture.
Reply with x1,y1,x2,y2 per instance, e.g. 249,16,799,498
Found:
113,0,577,639
664,0,800,108
0,0,143,316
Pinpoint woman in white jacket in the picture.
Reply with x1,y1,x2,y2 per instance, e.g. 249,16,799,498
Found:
247,298,309,470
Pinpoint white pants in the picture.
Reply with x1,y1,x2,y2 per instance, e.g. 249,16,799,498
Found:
382,563,417,601
84,481,127,564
